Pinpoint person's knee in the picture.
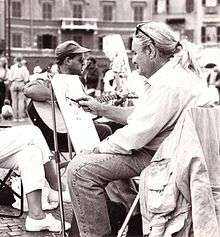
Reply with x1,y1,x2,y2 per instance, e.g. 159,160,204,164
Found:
67,156,85,180
24,145,44,164
20,124,43,138
28,125,42,136
17,145,44,175
67,155,95,187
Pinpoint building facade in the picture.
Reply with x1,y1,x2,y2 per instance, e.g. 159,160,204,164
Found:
1,0,220,71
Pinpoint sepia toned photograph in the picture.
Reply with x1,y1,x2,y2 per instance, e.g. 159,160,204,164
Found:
0,0,220,236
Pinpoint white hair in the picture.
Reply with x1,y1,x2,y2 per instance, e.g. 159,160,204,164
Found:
135,21,203,78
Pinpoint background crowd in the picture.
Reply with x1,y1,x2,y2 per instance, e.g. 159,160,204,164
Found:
0,46,220,124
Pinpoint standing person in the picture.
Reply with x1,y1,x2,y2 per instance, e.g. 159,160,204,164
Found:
0,57,10,115
0,125,71,232
9,56,29,121
66,21,217,237
82,56,101,97
24,41,112,152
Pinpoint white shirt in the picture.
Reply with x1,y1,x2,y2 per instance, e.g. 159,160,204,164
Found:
97,60,217,154
9,64,29,83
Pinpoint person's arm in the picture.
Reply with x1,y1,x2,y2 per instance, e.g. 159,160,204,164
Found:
23,79,51,102
78,96,134,124
97,103,134,124
96,86,180,154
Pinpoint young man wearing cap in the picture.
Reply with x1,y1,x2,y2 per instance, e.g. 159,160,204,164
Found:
24,41,111,153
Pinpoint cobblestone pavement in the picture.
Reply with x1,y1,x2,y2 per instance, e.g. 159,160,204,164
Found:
0,203,74,237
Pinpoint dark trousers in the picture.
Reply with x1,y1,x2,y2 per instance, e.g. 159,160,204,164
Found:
0,81,6,113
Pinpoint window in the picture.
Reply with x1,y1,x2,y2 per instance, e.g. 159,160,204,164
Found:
73,4,82,18
42,2,52,19
12,1,21,18
205,0,217,7
103,5,113,21
206,26,217,42
37,34,57,49
201,26,217,43
154,0,169,14
134,6,144,22
12,33,22,48
186,0,194,13
184,29,194,42
201,26,206,43
218,27,220,42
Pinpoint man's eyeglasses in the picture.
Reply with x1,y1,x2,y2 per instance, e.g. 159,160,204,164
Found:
135,23,155,45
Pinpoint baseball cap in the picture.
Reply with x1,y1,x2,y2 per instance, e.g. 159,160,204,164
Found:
55,40,91,61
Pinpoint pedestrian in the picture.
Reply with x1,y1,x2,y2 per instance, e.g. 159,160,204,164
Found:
82,56,101,97
9,56,29,121
0,57,10,115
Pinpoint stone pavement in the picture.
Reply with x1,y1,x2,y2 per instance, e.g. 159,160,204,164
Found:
0,203,74,237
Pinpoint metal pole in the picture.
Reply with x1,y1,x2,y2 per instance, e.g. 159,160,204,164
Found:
8,0,11,65
50,84,66,237
117,193,140,237
4,0,7,56
29,0,33,48
67,134,73,160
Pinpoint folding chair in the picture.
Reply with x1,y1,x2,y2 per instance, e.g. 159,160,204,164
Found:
0,169,24,218
117,176,140,237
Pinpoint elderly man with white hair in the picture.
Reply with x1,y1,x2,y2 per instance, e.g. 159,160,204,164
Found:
67,21,217,237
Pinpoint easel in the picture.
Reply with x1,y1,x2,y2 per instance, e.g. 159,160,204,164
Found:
50,82,70,237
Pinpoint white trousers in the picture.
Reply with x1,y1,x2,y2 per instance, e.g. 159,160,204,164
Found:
0,125,51,194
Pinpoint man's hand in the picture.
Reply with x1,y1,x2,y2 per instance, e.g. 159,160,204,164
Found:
79,147,100,154
76,96,103,116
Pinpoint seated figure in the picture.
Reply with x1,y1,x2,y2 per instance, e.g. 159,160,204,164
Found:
66,21,218,236
24,40,112,152
0,125,71,232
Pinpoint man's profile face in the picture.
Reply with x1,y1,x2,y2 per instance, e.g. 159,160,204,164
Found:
67,54,84,75
131,37,153,78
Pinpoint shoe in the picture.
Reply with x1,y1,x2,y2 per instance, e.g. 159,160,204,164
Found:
25,213,71,232
48,189,71,203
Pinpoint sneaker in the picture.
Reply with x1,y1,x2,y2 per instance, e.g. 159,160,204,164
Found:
48,189,71,203
25,213,71,232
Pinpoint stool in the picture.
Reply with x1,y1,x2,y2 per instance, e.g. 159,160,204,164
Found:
0,169,24,218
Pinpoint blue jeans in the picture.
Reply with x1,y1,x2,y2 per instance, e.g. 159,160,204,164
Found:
67,148,152,237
